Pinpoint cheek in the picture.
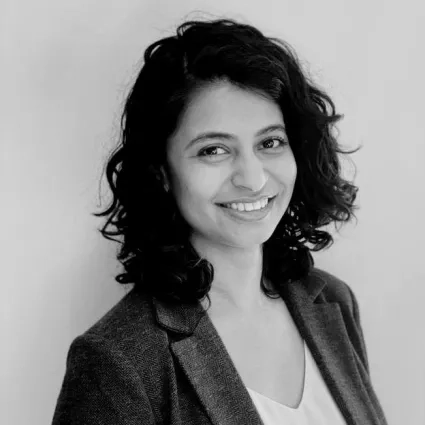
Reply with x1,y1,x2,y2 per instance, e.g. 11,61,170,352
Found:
174,188,218,236
178,166,223,201
288,159,297,185
172,173,215,220
274,154,297,186
288,150,297,176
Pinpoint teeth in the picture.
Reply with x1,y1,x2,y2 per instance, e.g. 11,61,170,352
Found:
224,197,269,211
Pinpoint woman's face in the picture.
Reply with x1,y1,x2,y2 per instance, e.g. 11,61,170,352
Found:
164,80,297,251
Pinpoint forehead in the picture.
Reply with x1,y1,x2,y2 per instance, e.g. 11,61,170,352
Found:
172,81,284,140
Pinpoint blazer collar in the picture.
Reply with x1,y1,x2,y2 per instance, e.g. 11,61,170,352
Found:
152,271,379,425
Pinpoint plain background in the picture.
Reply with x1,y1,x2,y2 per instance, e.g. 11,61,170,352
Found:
2,1,424,424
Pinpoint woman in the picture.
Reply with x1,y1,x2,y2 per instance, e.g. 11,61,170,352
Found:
52,18,388,425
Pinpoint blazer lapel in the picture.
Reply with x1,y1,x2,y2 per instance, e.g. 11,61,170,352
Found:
282,278,379,425
154,298,264,425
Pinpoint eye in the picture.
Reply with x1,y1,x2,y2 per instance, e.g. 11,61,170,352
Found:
261,137,287,150
197,146,228,157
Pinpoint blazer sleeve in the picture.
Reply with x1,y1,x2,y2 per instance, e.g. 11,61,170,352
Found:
52,333,156,425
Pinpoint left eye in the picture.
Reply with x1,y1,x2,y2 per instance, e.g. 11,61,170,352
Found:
262,137,286,149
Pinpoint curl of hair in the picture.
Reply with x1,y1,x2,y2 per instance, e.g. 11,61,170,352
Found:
94,18,360,309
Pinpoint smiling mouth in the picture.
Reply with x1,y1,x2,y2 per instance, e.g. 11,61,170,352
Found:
216,195,276,210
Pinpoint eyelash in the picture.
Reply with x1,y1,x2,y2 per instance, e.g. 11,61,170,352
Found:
198,137,288,157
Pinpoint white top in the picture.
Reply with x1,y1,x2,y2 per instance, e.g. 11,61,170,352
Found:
246,340,347,425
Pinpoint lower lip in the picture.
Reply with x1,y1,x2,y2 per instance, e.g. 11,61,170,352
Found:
217,197,276,222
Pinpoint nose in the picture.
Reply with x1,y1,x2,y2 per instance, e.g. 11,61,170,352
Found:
231,154,267,192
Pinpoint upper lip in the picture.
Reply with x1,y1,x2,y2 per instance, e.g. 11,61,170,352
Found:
218,195,275,204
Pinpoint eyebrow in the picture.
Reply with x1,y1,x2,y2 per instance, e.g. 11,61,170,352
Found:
185,124,287,151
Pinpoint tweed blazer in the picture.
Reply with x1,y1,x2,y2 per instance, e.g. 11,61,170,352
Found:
52,267,388,425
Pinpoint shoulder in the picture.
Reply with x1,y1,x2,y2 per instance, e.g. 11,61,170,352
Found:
85,289,155,337
308,267,372,373
307,267,364,350
308,266,357,310
54,290,158,424
71,288,165,370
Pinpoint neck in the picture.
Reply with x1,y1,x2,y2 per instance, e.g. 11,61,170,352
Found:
190,235,270,315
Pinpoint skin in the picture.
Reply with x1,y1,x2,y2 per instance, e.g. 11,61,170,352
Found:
162,79,297,315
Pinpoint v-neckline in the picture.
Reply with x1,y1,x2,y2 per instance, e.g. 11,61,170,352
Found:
246,339,308,411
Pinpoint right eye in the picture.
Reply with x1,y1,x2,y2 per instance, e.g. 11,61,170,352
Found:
197,146,228,157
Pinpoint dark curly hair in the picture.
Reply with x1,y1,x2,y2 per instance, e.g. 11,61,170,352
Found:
94,18,360,308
